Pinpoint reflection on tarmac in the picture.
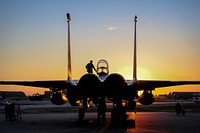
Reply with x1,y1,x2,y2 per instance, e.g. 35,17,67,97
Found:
1,112,200,133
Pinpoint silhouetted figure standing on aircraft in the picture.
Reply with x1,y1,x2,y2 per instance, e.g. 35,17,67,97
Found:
86,60,97,73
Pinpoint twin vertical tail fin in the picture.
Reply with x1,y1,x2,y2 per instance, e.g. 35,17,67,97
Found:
67,13,72,80
133,15,137,81
66,14,137,81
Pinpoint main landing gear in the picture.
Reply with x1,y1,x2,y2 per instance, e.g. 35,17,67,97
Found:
77,97,136,127
78,107,85,122
110,99,136,127
77,97,107,125
77,98,87,122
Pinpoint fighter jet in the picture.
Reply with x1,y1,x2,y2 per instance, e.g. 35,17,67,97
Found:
1,13,200,122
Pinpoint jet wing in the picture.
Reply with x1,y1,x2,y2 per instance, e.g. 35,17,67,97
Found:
130,80,200,90
0,80,75,89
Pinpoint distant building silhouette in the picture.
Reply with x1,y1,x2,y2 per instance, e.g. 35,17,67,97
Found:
0,91,27,100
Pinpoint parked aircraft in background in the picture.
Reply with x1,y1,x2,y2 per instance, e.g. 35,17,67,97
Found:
1,13,200,122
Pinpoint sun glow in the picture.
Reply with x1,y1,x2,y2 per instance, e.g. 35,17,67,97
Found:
117,66,133,80
137,67,152,80
118,66,152,80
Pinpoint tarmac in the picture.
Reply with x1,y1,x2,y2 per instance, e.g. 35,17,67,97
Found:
1,112,200,133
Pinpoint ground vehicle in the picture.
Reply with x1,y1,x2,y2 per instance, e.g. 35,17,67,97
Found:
193,93,200,103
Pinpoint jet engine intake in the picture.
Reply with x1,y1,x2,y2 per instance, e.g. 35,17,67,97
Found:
67,86,81,106
78,74,101,97
138,91,155,105
104,73,126,96
50,91,68,105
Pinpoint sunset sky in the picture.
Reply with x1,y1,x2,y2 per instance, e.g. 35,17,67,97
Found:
0,0,200,95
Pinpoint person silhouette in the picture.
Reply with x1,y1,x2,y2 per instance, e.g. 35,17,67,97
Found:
86,60,97,73
97,97,107,124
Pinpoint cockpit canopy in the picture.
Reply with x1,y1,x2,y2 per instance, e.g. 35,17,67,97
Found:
97,59,109,76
